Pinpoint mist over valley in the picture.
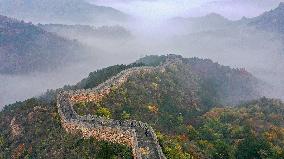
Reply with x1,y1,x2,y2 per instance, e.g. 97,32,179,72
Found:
1,1,284,158
1,1,284,107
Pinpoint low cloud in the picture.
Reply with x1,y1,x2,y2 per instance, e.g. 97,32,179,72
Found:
90,0,283,20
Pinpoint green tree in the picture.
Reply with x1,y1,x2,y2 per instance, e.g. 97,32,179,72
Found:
212,140,232,159
121,111,130,120
164,143,192,159
187,125,199,140
96,107,112,119
235,135,276,159
177,114,184,125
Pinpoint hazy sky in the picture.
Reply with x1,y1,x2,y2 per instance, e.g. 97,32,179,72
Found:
91,0,284,20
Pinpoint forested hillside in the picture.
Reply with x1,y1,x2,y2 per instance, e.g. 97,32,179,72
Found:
249,2,284,34
0,0,129,24
1,55,283,158
153,97,284,158
0,15,88,74
0,99,133,158
0,63,144,158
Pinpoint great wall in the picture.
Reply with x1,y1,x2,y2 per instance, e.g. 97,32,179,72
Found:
57,55,183,159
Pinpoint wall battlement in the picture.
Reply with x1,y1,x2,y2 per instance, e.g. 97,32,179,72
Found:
57,56,183,159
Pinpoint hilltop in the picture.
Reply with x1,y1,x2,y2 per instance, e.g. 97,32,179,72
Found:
168,13,234,34
0,54,278,158
0,15,88,74
249,2,284,34
167,3,284,36
71,55,260,134
0,0,129,24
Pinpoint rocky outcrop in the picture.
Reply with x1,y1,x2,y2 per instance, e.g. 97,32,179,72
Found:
10,117,22,138
57,55,183,159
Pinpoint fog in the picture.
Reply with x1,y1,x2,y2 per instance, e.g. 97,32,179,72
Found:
39,22,284,100
91,0,284,20
1,1,284,108
0,47,141,107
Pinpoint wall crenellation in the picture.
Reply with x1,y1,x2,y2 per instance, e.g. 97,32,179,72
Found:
57,56,183,159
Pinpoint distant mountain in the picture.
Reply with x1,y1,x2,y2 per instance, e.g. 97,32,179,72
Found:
39,24,132,40
0,15,88,74
1,55,281,159
169,13,234,33
0,0,129,24
169,4,284,35
249,2,284,33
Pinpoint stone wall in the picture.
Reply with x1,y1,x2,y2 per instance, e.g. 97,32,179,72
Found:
57,55,183,159
69,67,155,104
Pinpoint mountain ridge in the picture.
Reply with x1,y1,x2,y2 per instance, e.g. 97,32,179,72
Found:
0,15,88,74
57,62,169,158
249,2,284,33
0,0,129,24
1,55,282,158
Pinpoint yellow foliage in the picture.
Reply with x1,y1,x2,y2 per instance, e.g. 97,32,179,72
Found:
148,104,159,114
197,140,214,151
264,126,284,143
96,107,112,119
156,132,163,139
151,82,159,90
140,147,150,156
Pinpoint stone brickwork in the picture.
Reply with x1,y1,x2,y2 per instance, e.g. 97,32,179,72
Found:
70,67,155,104
57,55,183,159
